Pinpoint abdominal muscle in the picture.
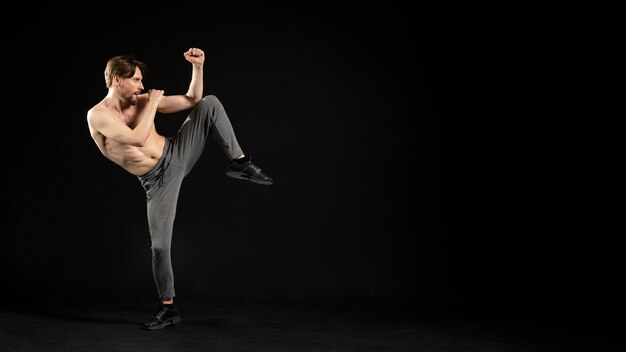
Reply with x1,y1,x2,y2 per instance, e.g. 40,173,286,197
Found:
99,131,167,176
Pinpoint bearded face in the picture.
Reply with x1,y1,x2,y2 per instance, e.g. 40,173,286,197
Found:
118,67,144,106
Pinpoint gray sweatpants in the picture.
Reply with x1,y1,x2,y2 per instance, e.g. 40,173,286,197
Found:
137,95,244,300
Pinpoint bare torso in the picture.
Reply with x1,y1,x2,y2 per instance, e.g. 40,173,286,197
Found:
89,96,166,176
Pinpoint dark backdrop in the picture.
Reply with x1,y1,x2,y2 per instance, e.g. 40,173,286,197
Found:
2,2,616,320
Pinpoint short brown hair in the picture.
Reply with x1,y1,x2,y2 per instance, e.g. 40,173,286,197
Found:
104,55,148,88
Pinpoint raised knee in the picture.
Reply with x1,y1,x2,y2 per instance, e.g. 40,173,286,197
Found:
199,94,220,108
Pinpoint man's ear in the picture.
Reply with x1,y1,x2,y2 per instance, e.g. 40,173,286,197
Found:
113,75,121,86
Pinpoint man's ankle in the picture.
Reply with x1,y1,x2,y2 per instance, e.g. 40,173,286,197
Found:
232,154,249,164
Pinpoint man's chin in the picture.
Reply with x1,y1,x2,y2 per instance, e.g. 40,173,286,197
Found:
124,96,138,106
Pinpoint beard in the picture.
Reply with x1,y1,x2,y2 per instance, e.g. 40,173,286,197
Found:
121,91,139,106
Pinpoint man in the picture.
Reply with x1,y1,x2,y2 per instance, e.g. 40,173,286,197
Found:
87,47,273,330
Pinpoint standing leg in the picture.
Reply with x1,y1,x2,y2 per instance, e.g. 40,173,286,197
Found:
141,159,185,330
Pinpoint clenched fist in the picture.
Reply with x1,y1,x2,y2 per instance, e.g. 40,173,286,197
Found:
148,89,164,103
184,48,205,66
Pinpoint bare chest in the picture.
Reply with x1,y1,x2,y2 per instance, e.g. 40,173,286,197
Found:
117,106,144,128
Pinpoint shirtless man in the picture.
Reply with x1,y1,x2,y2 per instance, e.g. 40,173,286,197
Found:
87,48,272,330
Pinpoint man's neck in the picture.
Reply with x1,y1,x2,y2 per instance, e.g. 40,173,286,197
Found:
105,91,132,111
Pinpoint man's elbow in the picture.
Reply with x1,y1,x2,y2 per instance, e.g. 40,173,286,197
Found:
130,135,148,147
189,95,203,106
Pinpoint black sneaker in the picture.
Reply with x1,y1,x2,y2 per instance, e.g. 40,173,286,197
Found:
226,157,273,185
143,303,182,330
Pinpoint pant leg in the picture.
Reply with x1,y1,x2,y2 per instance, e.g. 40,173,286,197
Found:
140,95,242,300
174,95,244,174
145,162,185,301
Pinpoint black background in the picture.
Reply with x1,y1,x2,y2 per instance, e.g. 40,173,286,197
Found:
2,2,619,322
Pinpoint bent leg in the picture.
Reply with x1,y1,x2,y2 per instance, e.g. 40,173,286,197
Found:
174,95,244,174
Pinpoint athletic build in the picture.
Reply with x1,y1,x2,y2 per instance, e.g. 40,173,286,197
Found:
87,48,272,330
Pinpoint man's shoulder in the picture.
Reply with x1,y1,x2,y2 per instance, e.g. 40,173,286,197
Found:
88,104,104,113
88,99,111,117
86,101,112,129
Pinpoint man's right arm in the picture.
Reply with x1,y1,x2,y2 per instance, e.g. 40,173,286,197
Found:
87,90,163,147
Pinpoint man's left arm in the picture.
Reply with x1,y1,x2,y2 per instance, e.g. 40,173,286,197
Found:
157,48,205,114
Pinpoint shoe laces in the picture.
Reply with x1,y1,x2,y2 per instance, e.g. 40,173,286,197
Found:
246,163,261,174
154,307,170,320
